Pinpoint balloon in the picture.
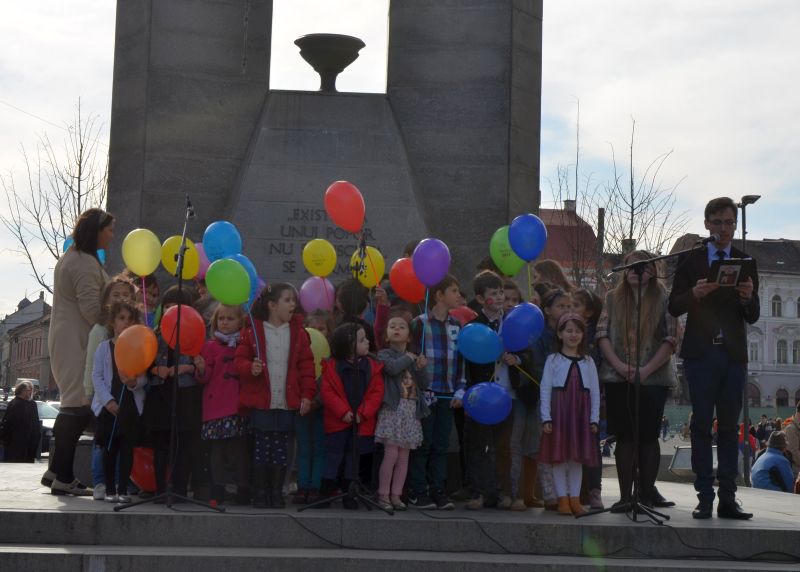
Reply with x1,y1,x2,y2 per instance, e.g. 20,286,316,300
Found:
230,254,259,307
206,258,251,305
203,221,242,262
257,276,266,297
161,236,200,280
159,304,206,356
299,277,335,313
130,447,157,493
508,213,548,262
464,382,513,425
490,226,525,276
306,327,331,378
302,239,337,277
350,246,385,288
196,243,211,280
449,306,478,326
412,238,451,287
114,324,158,377
389,257,425,303
324,180,365,233
62,237,74,253
122,228,161,276
501,302,545,352
457,323,503,364
97,249,106,265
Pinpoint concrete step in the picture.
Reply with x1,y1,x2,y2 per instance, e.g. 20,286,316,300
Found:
0,545,797,572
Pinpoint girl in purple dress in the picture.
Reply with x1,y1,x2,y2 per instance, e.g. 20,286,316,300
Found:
539,313,600,516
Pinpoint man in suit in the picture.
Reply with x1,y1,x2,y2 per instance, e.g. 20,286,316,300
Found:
669,197,759,520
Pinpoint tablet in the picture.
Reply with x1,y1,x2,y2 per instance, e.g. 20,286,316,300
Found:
708,258,755,287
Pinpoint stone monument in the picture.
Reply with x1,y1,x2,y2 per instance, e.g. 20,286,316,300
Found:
106,0,543,283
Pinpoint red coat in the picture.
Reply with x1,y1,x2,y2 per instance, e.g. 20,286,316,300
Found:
235,314,316,413
321,357,384,436
196,338,241,423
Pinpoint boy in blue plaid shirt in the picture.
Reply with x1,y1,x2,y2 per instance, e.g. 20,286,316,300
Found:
406,275,465,509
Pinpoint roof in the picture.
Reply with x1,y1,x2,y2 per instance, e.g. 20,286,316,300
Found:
538,208,598,267
670,234,800,275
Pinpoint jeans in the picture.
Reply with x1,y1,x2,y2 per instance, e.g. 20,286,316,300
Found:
295,410,325,489
684,347,746,504
509,399,540,497
408,397,453,495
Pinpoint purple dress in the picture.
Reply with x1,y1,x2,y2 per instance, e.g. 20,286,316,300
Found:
538,356,598,466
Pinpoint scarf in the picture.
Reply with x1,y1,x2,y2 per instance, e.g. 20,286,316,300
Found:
214,330,241,348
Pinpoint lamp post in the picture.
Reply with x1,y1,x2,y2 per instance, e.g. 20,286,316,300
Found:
737,194,760,486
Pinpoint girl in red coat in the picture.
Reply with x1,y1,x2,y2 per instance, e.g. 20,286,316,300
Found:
319,322,384,509
235,283,316,508
194,304,249,506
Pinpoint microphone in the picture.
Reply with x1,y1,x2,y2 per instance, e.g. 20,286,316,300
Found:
698,233,720,245
186,195,196,219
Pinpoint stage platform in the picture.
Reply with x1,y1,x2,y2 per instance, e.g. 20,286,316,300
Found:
0,461,798,571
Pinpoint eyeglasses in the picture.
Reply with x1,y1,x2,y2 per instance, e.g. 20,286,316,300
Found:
708,219,737,228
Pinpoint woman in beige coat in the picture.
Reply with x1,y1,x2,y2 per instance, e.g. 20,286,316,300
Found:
46,208,113,495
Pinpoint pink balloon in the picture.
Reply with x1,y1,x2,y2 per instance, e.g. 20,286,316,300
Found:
196,243,211,279
299,277,335,313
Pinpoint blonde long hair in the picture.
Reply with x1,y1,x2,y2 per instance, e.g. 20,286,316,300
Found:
609,250,665,345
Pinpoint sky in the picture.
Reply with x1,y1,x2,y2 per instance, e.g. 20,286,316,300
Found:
0,0,798,316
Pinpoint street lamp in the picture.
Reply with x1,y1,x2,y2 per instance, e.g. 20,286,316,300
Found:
737,194,760,486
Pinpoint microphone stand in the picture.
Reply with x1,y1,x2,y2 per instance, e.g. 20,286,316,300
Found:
117,196,223,513
578,242,705,525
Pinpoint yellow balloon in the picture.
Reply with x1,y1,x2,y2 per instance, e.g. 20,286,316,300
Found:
350,246,385,288
122,228,161,276
302,239,337,277
161,235,200,280
305,327,331,378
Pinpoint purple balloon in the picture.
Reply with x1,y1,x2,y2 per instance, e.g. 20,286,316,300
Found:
299,277,335,313
412,238,451,287
196,243,211,279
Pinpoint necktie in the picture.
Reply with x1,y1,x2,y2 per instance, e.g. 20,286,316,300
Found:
716,249,726,261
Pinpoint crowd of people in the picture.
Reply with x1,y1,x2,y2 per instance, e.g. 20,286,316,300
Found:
13,196,798,518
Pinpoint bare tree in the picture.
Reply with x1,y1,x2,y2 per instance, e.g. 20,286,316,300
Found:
1,99,107,293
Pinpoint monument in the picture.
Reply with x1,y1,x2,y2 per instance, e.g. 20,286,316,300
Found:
106,0,543,282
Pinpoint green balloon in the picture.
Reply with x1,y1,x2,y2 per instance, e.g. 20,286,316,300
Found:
490,226,526,276
206,258,251,305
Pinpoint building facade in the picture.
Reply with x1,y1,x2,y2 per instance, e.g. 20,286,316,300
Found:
0,293,50,391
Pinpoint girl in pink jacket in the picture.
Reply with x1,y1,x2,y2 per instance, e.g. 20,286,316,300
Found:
194,304,249,506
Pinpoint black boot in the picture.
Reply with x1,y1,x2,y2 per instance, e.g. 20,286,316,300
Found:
639,441,665,508
308,478,336,509
252,466,269,509
610,441,634,513
269,464,286,509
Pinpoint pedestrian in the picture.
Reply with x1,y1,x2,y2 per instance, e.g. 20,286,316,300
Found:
0,381,40,462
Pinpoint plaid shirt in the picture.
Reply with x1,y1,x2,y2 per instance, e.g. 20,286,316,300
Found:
411,312,465,394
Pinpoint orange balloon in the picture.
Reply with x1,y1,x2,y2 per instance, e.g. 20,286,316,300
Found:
115,324,158,377
324,181,365,233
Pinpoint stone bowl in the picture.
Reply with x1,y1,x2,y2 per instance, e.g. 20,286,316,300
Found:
294,33,366,92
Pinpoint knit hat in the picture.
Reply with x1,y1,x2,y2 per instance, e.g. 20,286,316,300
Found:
768,430,787,450
557,312,585,330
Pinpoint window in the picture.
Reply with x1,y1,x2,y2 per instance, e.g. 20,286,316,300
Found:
749,342,759,362
772,295,782,317
794,341,800,364
776,388,789,408
778,340,788,364
747,383,761,407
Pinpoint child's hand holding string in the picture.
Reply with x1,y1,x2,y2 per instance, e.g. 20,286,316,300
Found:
251,358,263,376
590,423,598,434
543,421,553,434
342,411,354,423
415,355,428,370
299,398,311,416
193,355,205,376
374,286,389,307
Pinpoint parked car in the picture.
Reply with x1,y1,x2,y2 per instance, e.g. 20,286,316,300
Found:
36,401,59,457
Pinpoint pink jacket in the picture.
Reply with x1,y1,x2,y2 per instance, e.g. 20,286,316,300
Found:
196,338,241,423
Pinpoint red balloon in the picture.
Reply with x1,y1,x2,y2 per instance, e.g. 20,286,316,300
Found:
449,306,478,326
389,257,425,303
324,181,365,233
159,304,206,356
130,446,157,492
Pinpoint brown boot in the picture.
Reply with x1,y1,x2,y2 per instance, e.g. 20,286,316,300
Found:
569,496,586,516
557,496,571,515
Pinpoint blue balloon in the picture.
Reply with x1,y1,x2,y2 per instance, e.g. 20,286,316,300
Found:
203,221,242,262
464,382,512,425
230,253,258,307
508,213,547,262
62,237,74,253
97,249,106,265
502,302,545,352
458,323,503,364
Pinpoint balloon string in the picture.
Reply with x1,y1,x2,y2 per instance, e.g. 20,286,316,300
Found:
527,264,533,302
514,364,540,386
141,277,149,328
321,277,332,312
108,383,126,452
364,246,381,288
248,310,262,362
420,288,430,354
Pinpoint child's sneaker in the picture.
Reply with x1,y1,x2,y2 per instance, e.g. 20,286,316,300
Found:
497,494,513,510
589,488,604,510
117,494,132,504
407,492,436,510
511,498,528,511
431,491,454,510
465,495,485,510
105,494,120,503
93,483,107,501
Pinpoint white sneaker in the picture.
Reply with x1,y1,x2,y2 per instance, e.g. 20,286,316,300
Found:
105,494,120,503
51,478,93,497
117,495,132,503
93,484,107,501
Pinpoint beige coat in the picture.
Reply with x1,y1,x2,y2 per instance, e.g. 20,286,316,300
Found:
47,249,109,407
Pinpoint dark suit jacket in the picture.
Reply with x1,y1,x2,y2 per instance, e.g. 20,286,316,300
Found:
668,245,759,362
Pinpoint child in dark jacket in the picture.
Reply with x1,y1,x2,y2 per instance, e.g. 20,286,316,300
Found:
319,323,384,509
235,283,316,509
